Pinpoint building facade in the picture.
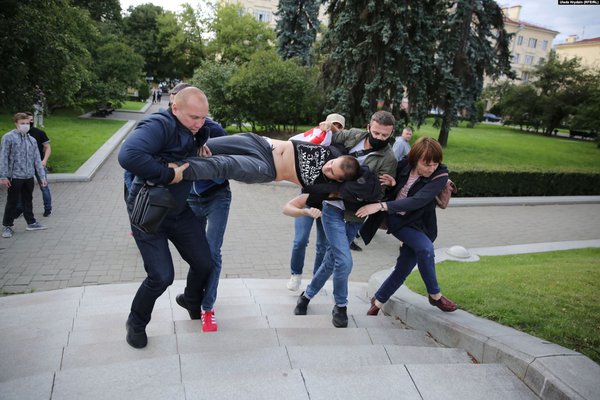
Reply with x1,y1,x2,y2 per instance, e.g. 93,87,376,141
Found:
502,5,558,84
555,36,600,70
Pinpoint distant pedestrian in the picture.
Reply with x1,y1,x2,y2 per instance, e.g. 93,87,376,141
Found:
33,86,45,128
157,89,162,103
392,127,413,161
24,112,52,216
1,113,48,238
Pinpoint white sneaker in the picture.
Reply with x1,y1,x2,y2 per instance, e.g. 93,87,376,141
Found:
2,226,13,238
286,274,302,291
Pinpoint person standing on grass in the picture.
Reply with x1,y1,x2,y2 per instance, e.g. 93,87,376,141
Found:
392,127,413,161
1,113,48,238
357,137,458,315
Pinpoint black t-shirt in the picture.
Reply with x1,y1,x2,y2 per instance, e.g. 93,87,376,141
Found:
292,141,335,188
28,127,50,158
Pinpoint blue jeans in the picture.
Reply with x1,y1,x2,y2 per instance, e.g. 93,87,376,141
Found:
290,213,326,276
128,181,212,329
187,186,232,311
35,168,51,211
374,226,440,303
305,203,362,306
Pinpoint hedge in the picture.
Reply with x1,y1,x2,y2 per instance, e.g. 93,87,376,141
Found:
450,171,600,197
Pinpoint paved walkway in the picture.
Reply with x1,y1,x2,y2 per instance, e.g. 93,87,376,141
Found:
1,98,600,293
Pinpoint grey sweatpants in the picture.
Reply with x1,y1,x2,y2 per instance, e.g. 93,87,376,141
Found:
183,133,277,184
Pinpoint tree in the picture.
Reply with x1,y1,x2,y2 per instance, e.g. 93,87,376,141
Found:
433,0,513,147
122,4,165,79
532,53,593,135
319,0,448,128
496,84,541,131
0,0,96,111
275,0,320,65
156,6,205,79
206,3,275,64
227,50,321,132
71,0,122,23
191,60,239,127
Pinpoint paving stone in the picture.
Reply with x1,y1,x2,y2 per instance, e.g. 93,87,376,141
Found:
184,369,308,400
288,344,391,369
181,347,291,380
407,363,539,400
301,364,421,400
176,329,280,354
385,345,473,364
175,316,269,333
367,327,441,347
276,327,372,346
53,356,183,400
61,334,177,370
0,372,54,400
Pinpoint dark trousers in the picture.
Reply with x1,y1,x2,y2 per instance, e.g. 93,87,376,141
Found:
2,178,36,226
128,207,213,328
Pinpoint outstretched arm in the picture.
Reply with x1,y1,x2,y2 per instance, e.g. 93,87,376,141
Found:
283,194,322,219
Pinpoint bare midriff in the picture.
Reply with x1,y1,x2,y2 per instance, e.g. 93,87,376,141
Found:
270,139,300,185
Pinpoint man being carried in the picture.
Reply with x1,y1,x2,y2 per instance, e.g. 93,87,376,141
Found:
181,133,360,187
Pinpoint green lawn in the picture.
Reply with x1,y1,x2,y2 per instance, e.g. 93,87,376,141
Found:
414,122,600,174
117,100,147,111
404,248,600,364
0,112,126,173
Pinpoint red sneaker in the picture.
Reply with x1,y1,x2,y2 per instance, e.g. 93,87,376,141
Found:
201,310,218,332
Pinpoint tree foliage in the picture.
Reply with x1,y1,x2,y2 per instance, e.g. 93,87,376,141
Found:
206,3,275,64
319,0,511,143
433,0,513,146
191,60,239,128
226,50,321,132
0,0,96,111
122,4,166,79
275,0,320,65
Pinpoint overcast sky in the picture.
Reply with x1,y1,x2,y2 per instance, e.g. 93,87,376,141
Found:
120,0,600,45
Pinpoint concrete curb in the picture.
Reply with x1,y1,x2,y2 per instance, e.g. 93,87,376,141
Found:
367,240,600,400
46,120,136,183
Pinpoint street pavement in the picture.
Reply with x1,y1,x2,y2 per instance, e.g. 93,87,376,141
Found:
1,99,599,293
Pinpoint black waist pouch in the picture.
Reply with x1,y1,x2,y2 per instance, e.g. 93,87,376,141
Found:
130,184,176,233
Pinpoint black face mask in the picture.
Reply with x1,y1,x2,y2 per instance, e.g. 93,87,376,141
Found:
368,131,390,151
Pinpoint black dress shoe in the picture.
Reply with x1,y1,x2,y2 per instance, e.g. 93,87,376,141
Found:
332,305,348,328
294,292,310,315
428,295,458,312
43,210,51,217
350,241,362,251
176,294,202,320
366,297,380,316
126,320,147,349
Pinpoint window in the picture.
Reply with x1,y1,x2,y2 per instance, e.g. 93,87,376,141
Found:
542,40,548,50
525,55,534,65
528,38,537,48
512,53,520,64
522,71,530,82
254,9,271,22
517,35,524,46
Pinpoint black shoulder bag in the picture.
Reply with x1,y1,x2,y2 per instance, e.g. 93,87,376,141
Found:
130,183,176,233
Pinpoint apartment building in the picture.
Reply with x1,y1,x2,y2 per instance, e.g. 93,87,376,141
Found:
555,35,600,69
502,5,558,84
